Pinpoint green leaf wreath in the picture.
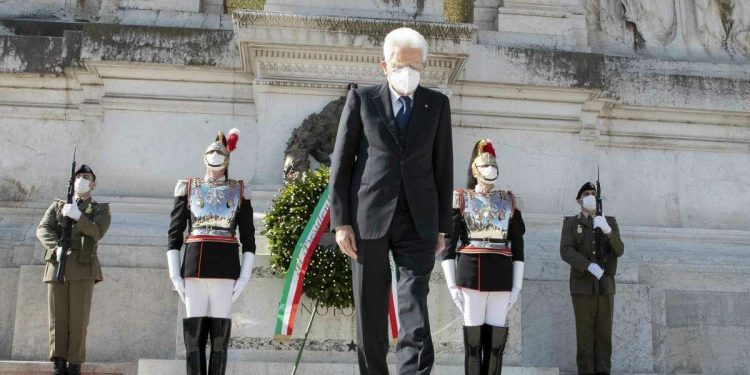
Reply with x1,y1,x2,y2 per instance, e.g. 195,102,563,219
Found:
262,166,354,309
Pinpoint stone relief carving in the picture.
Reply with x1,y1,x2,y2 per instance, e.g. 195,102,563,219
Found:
695,0,750,58
282,96,346,182
587,0,749,60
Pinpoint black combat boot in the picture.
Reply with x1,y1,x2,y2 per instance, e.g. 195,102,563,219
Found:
52,357,67,375
208,318,232,375
184,317,210,375
484,326,509,375
66,363,81,375
463,326,482,375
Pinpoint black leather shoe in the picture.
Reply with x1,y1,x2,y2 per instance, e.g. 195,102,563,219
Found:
52,357,67,375
208,318,232,375
67,363,81,375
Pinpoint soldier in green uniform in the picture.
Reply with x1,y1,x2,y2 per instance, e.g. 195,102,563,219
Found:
560,182,624,375
36,165,111,375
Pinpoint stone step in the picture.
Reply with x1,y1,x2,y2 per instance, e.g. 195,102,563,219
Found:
137,359,559,375
0,361,136,375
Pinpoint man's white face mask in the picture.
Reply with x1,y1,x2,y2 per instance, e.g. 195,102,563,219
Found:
74,177,91,194
389,67,421,96
205,151,227,171
581,195,597,211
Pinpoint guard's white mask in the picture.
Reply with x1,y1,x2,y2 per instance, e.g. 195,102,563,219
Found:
74,178,90,194
581,195,597,211
205,152,227,171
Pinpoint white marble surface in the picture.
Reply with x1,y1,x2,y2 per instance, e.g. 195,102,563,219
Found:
11,266,177,362
0,269,19,359
521,281,653,374
137,359,559,375
264,0,445,22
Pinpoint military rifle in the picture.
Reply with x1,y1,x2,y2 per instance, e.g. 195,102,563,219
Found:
54,147,76,283
594,167,607,287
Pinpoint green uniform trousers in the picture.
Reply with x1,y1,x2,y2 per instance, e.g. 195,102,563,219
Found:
572,293,614,375
47,279,95,364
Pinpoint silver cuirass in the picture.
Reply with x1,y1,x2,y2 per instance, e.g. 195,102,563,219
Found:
188,178,242,237
457,189,515,251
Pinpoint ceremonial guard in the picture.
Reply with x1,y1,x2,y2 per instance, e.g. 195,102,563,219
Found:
560,182,624,375
167,129,256,375
36,165,111,375
440,139,525,375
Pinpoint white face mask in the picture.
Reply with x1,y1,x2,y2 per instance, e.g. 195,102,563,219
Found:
205,152,226,171
74,178,90,194
389,67,421,96
581,195,597,211
477,166,498,182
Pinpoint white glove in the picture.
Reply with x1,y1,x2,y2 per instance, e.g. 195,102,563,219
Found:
167,249,185,303
232,252,255,303
55,246,63,263
593,216,612,235
508,261,524,309
588,263,604,280
62,203,81,221
441,259,464,314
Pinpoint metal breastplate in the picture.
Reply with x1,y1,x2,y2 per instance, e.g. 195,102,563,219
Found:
462,190,514,250
188,178,242,237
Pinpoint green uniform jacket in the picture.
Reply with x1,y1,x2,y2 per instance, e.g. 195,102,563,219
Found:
560,213,624,295
36,199,111,283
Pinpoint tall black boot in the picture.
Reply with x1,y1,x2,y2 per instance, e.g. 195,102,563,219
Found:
184,317,210,375
52,357,67,375
481,324,492,374
208,318,232,375
66,364,80,375
485,326,509,375
463,326,482,375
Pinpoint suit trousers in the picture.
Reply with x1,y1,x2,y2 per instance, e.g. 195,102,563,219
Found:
47,279,95,364
571,293,614,374
352,197,436,375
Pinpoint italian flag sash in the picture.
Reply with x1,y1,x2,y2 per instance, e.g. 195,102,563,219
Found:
274,187,400,340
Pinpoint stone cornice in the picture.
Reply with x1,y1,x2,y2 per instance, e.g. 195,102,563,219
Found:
232,11,475,89
232,10,477,42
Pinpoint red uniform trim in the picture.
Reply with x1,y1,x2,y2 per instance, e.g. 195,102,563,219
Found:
197,242,204,278
458,246,512,256
186,235,239,244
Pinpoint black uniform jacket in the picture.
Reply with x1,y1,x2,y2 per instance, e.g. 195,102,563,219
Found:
168,179,256,280
442,207,525,291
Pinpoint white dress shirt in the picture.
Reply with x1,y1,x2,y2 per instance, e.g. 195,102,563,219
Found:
389,84,414,117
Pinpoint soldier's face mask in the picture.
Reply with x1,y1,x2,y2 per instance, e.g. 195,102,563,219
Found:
581,194,597,211
204,150,227,171
472,153,499,185
74,176,91,194
204,140,230,171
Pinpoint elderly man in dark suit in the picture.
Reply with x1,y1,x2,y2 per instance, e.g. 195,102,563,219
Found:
330,27,453,375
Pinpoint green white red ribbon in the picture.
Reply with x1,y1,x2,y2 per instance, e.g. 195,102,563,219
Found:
275,186,399,340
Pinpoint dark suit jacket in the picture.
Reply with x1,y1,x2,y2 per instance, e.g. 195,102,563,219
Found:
560,213,624,295
330,83,453,241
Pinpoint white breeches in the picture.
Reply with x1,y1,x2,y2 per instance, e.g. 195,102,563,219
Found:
461,288,511,327
185,278,234,318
